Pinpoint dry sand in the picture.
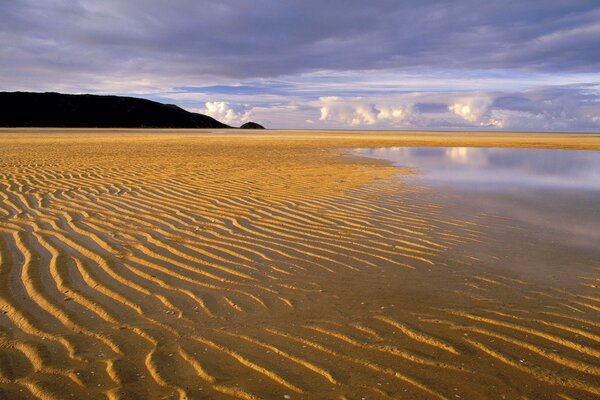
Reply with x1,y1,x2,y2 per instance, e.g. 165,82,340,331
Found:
0,129,599,399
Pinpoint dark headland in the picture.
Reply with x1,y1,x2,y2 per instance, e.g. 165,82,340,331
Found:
0,92,264,129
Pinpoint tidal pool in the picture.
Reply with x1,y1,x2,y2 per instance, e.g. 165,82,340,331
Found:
354,146,600,286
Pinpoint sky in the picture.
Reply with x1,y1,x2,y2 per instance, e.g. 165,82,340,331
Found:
1,0,599,131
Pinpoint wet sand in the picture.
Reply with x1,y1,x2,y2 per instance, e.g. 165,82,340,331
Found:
0,129,599,399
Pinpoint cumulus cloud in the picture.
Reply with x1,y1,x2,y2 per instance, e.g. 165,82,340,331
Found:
449,97,492,123
310,85,600,131
377,107,408,124
318,97,409,127
199,102,252,125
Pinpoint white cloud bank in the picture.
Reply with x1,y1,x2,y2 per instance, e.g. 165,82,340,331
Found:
162,81,600,131
318,96,409,127
311,86,600,131
199,102,252,125
448,96,492,123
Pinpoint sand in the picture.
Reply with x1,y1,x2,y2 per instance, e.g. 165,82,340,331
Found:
0,129,599,399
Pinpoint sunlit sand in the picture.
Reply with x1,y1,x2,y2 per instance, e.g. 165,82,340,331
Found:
0,129,599,399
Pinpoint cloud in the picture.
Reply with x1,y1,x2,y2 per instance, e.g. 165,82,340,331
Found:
318,97,409,127
310,85,600,131
1,1,598,131
198,102,252,125
449,96,493,123
377,107,408,125
1,0,599,91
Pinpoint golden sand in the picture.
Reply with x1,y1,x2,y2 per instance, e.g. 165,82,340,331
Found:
0,129,599,399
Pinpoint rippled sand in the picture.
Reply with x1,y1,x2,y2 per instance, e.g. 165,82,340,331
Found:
0,129,599,400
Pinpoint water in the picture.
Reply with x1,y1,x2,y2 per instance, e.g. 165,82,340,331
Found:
354,147,600,191
354,146,600,285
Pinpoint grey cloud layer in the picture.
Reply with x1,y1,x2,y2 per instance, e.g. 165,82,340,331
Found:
1,1,599,131
2,0,599,84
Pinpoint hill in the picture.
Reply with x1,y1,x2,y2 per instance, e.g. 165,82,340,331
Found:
0,92,230,128
240,122,265,129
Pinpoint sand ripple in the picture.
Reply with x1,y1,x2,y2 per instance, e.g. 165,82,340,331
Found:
0,131,598,399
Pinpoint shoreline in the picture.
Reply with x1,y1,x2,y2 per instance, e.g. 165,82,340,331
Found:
1,128,599,149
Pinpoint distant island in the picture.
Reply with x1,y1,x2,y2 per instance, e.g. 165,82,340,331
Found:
240,121,265,129
0,92,264,129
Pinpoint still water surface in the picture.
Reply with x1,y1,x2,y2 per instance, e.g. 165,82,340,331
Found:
354,147,600,285
355,146,600,191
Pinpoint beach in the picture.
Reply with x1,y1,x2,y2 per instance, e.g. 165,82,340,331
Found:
0,129,599,400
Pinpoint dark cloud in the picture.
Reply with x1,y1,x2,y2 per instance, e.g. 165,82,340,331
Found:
175,84,290,95
492,96,538,112
414,103,449,113
1,0,599,84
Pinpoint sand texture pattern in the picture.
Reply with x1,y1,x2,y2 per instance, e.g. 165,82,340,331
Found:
0,129,599,399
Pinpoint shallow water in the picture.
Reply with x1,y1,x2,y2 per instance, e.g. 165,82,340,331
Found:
354,146,600,285
354,146,600,191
